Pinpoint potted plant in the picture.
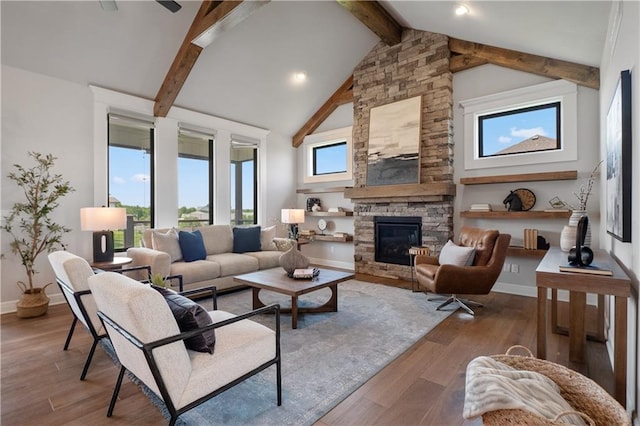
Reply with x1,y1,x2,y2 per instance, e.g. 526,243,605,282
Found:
2,152,75,318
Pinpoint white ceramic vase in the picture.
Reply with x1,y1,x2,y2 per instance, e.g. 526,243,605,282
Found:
560,210,591,252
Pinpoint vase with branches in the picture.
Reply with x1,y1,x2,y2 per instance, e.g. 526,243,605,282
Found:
2,152,75,317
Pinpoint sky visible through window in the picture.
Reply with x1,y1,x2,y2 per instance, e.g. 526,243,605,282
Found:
480,105,558,156
110,148,221,209
315,142,347,174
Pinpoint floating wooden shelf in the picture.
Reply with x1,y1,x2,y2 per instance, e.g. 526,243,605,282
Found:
298,234,353,243
460,210,572,219
306,211,353,217
460,170,577,185
507,246,548,258
296,187,348,194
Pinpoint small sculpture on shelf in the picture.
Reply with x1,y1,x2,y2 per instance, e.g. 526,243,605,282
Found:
503,191,523,211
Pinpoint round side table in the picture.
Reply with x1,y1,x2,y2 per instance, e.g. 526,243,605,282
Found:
408,246,431,292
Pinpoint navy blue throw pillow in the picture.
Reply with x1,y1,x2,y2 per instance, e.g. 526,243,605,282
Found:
233,226,262,253
178,230,207,262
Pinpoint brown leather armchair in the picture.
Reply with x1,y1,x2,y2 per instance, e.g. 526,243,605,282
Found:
415,227,511,315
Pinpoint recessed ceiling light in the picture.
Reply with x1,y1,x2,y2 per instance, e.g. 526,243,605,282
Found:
293,71,307,82
455,5,470,16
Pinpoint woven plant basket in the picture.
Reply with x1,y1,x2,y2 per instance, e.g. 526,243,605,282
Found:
482,346,629,426
16,287,50,318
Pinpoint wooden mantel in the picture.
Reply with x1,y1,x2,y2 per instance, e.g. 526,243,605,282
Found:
344,182,456,200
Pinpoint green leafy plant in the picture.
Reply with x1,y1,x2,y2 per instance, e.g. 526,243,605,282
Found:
150,273,169,288
2,152,75,293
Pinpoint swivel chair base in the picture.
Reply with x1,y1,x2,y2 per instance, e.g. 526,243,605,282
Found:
427,294,483,316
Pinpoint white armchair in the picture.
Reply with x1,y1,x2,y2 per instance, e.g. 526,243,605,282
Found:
88,272,281,425
48,251,105,380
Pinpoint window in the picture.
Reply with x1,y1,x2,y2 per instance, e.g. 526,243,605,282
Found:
230,138,258,226
108,113,154,250
303,126,353,183
178,128,214,228
460,80,577,170
313,141,347,175
478,102,561,158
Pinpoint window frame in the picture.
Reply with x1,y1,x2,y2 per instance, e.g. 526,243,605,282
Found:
178,126,215,227
460,79,577,170
303,126,353,183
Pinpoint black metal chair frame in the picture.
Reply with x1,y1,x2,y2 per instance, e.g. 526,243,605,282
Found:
58,264,187,380
97,298,280,426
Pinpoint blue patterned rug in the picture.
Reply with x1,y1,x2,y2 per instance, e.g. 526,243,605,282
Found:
104,280,451,425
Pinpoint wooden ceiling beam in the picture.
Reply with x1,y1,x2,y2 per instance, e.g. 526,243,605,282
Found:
449,37,599,90
292,75,354,147
336,0,403,46
449,53,488,73
154,1,268,117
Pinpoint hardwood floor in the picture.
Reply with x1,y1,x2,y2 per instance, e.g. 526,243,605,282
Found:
1,274,612,425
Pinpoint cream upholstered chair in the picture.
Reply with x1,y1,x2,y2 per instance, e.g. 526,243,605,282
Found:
415,227,511,315
48,251,106,380
88,272,281,425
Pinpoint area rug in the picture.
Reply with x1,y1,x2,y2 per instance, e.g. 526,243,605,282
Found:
113,280,453,425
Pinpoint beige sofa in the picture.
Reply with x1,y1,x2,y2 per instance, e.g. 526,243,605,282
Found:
126,224,294,292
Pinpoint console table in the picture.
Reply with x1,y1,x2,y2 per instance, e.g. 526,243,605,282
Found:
536,246,631,405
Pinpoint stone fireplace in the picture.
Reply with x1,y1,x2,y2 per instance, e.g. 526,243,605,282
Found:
348,29,455,280
374,216,422,265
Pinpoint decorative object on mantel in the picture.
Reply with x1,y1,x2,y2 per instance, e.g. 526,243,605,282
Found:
559,161,602,250
503,188,535,211
279,245,310,275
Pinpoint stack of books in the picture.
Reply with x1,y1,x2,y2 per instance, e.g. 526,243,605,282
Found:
524,229,538,249
292,268,319,279
559,264,613,276
298,229,316,237
469,203,492,212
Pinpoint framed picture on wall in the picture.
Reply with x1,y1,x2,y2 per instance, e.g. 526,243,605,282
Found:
366,96,422,186
605,69,632,242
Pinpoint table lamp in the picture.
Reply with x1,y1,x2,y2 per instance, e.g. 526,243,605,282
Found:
281,208,305,240
80,207,127,263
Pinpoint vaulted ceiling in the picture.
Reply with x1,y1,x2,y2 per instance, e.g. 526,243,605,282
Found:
1,1,612,139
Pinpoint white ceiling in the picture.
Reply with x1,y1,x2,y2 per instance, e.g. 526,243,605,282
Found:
1,1,613,138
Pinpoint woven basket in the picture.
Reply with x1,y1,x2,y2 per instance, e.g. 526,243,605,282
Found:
482,346,629,426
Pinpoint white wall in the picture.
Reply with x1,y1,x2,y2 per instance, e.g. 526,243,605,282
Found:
453,65,601,298
1,65,297,312
295,103,355,270
598,0,639,417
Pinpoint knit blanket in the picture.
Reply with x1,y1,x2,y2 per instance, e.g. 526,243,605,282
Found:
463,356,587,425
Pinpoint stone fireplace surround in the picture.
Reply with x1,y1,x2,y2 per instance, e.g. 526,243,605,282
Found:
349,29,455,281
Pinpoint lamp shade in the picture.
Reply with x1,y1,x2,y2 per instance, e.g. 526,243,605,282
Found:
281,209,305,224
80,207,127,231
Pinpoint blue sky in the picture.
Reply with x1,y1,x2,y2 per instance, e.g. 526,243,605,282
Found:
109,147,253,209
481,105,558,156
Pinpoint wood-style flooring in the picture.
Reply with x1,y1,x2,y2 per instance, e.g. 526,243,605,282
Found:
1,274,612,425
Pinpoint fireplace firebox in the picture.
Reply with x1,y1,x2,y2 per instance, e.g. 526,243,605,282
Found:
374,216,422,265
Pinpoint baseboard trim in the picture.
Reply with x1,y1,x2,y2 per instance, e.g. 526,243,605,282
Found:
1,293,66,315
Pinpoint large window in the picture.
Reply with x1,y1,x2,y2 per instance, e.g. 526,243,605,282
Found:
230,139,258,226
108,113,154,250
178,128,214,228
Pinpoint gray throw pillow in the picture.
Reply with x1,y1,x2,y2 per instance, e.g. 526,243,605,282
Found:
439,240,476,266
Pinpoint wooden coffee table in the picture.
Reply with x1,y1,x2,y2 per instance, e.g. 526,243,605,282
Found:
233,268,354,329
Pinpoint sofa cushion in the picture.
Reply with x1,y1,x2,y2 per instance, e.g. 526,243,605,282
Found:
233,226,262,253
206,253,259,276
199,225,234,255
170,260,221,285
152,228,182,263
179,230,207,262
244,251,283,269
260,226,277,251
162,293,216,354
439,240,476,266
